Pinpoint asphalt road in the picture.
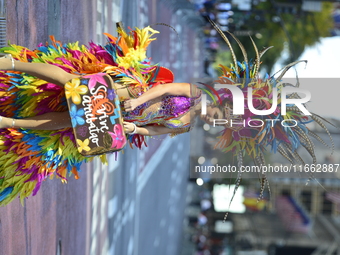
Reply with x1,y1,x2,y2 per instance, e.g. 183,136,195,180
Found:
0,1,204,255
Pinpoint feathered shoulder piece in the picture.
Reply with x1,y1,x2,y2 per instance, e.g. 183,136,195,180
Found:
103,22,174,90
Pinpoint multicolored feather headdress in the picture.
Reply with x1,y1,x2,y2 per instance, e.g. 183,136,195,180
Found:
206,19,336,211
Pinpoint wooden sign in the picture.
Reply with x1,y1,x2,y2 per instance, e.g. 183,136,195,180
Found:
65,73,126,156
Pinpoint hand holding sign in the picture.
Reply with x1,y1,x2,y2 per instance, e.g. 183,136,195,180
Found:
123,122,137,134
124,99,141,112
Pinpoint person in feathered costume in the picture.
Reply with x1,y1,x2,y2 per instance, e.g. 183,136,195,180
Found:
0,21,334,208
0,23,211,206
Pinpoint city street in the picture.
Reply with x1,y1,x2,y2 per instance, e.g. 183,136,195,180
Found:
0,0,204,255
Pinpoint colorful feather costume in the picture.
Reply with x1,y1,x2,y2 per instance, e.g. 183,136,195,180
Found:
0,23,172,206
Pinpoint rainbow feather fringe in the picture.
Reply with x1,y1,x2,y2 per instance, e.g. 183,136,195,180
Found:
0,25,160,205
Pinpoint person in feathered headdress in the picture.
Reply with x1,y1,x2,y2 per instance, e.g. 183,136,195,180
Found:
0,22,224,205
0,21,334,207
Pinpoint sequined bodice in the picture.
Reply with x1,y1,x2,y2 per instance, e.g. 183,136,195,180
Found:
123,92,201,129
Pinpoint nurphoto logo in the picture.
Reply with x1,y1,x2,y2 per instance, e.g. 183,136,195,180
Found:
201,83,312,128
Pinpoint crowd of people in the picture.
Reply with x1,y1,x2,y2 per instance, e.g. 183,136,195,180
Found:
182,184,228,255
188,0,235,76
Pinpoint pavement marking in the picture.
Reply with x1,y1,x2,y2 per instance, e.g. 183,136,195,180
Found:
139,0,148,27
97,0,103,43
171,169,177,180
172,151,178,162
129,161,136,183
108,243,115,255
90,164,100,255
92,158,101,185
123,198,129,210
178,141,183,151
109,198,136,255
90,229,97,255
168,225,174,236
129,200,135,219
170,205,177,216
167,244,175,255
193,37,201,78
101,238,109,255
175,173,182,185
96,20,102,43
108,195,118,218
90,157,109,255
175,24,182,33
100,165,107,232
128,236,134,255
168,19,183,74
177,158,183,168
111,0,121,24
153,236,160,247
134,137,175,255
104,0,108,33
138,149,145,172
160,218,166,228
137,137,173,195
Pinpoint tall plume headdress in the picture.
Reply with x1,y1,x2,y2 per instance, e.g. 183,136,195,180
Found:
206,19,336,217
